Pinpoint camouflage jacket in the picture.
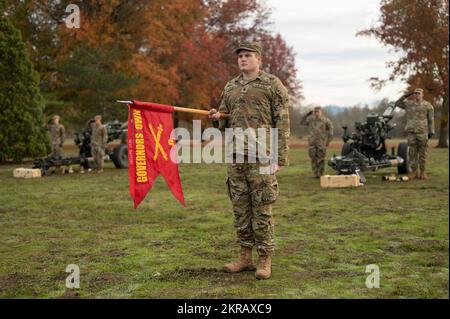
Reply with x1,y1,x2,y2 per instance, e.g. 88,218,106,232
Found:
217,71,290,165
395,98,435,135
300,114,333,146
48,123,65,145
91,123,108,148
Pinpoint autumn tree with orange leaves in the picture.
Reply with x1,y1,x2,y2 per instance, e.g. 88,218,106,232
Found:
358,0,449,148
4,0,301,129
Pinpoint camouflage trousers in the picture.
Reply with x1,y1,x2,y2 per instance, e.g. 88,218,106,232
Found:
408,133,428,172
226,162,279,255
92,146,105,170
308,143,327,177
51,143,62,159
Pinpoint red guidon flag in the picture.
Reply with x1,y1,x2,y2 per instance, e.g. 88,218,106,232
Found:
127,100,185,208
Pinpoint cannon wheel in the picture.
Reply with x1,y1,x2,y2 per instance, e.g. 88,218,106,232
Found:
341,143,352,156
397,142,410,174
112,143,128,168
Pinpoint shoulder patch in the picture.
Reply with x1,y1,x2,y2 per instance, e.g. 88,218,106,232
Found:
270,75,283,87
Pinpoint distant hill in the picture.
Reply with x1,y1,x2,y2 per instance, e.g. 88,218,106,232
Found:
323,105,350,115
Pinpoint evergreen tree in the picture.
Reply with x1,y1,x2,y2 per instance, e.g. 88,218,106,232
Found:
57,44,137,123
0,10,49,161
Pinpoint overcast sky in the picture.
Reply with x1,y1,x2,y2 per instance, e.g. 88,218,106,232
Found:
266,0,406,107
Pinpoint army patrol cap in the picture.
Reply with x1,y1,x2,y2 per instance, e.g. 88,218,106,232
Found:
314,106,322,111
235,41,262,55
414,88,424,94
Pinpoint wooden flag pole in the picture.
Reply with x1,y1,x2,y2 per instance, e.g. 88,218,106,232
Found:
116,100,229,118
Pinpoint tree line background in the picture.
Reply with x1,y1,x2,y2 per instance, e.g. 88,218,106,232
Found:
0,0,448,161
3,0,301,127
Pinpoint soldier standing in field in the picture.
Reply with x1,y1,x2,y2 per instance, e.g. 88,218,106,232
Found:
300,106,333,178
91,115,108,174
209,41,290,280
48,115,65,159
395,88,435,180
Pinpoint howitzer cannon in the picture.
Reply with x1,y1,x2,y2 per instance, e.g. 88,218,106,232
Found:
32,156,91,175
328,102,410,183
33,119,129,175
105,121,128,169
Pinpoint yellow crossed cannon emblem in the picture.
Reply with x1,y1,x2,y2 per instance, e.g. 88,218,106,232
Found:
149,124,175,161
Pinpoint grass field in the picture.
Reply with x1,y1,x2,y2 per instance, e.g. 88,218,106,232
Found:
0,139,448,298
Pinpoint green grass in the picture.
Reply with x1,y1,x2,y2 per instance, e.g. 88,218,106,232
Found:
0,142,448,298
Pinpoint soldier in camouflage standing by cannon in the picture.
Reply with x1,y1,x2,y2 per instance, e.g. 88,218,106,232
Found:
301,106,334,178
47,115,65,159
395,88,435,180
91,115,108,174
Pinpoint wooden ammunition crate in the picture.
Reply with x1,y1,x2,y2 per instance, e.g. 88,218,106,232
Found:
13,168,42,179
320,174,361,188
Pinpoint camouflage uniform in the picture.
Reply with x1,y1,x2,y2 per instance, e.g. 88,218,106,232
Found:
91,122,108,170
48,123,65,159
395,94,434,174
300,112,333,177
217,70,290,255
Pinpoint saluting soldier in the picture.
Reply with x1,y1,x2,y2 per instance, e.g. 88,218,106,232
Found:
91,115,108,174
209,41,290,280
395,88,435,180
300,106,333,178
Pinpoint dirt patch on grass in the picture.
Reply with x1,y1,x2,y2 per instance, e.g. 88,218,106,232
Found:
399,239,448,252
425,254,447,268
147,240,176,250
193,250,217,258
158,266,255,285
84,272,124,290
293,269,361,280
58,289,81,299
282,240,308,254
330,226,369,233
356,252,386,264
159,267,221,281
104,249,128,258
384,239,448,254
50,272,68,281
0,273,34,294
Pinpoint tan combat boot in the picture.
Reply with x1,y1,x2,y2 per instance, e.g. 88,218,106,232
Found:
223,247,255,273
419,170,428,180
255,254,272,280
408,170,419,180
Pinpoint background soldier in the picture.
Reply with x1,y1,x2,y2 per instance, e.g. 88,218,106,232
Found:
48,115,65,159
300,106,333,178
91,115,108,174
209,41,290,280
395,88,435,180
